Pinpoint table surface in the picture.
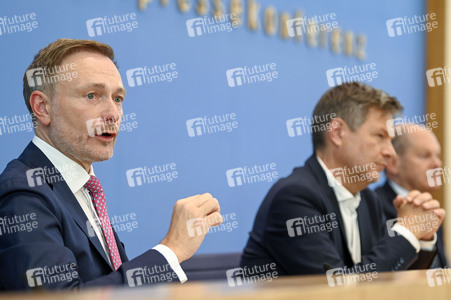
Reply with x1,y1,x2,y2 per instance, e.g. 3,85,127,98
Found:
1,270,451,300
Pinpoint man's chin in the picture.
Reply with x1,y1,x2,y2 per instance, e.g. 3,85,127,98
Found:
91,151,114,162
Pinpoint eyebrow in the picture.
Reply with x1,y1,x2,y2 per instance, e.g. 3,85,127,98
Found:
79,83,127,96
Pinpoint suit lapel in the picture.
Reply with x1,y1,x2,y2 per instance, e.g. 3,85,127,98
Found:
305,156,352,260
53,180,113,269
383,181,398,218
356,194,372,254
113,228,128,262
19,142,113,269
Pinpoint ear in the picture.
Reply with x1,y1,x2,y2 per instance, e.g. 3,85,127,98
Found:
29,90,51,126
327,118,347,147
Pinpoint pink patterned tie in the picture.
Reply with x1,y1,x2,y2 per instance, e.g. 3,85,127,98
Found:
84,175,122,270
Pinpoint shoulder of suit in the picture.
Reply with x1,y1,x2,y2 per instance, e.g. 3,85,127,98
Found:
0,158,53,198
268,165,327,206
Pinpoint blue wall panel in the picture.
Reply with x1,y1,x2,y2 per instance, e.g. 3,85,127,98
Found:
0,0,427,258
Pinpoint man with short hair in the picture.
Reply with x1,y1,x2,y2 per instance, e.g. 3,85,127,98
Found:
241,82,445,275
375,123,448,267
0,39,222,290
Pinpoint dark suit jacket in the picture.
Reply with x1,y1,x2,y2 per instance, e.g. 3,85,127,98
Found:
241,155,428,275
374,180,448,268
0,142,177,291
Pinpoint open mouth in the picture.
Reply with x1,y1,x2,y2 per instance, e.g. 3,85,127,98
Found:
100,132,114,137
94,130,117,141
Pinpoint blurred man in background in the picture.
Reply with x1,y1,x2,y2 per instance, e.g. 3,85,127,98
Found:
241,82,445,275
375,123,448,268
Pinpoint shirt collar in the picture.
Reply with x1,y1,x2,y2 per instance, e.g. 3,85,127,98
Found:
388,179,409,197
32,136,92,193
316,156,361,205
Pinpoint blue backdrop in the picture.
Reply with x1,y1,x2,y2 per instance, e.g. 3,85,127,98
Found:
0,0,426,259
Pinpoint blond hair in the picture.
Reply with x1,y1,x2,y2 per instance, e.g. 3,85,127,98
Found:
23,38,116,117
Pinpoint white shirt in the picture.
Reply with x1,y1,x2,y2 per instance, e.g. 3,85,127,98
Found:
316,157,435,263
317,157,362,263
32,136,187,283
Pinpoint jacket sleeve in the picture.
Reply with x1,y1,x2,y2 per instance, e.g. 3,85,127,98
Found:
262,185,419,274
0,183,178,291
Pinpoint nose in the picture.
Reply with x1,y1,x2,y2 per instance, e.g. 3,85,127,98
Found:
382,138,397,160
101,96,122,127
433,155,442,168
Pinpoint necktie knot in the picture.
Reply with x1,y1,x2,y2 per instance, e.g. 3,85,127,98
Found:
84,175,103,196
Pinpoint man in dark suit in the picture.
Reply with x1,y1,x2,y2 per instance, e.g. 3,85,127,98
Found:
241,82,445,275
0,39,222,290
375,123,448,267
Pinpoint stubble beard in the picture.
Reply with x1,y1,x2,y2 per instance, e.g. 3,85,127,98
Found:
49,113,114,167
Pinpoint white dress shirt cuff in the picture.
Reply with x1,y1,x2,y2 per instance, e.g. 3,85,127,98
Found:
153,244,187,283
392,223,420,253
419,233,437,252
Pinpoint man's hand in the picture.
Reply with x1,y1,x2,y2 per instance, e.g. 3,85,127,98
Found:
394,191,445,240
160,193,222,263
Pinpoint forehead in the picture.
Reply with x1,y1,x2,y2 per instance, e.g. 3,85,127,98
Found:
408,129,440,149
59,50,123,86
360,107,393,128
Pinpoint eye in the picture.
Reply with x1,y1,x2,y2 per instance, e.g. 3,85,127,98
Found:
86,93,95,100
114,96,123,103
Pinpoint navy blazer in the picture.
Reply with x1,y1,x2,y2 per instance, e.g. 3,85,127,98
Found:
241,155,428,275
0,142,177,290
374,180,448,268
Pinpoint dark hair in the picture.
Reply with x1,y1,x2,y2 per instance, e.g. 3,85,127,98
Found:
312,82,403,152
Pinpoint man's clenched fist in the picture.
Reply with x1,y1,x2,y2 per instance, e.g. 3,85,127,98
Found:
160,193,222,263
